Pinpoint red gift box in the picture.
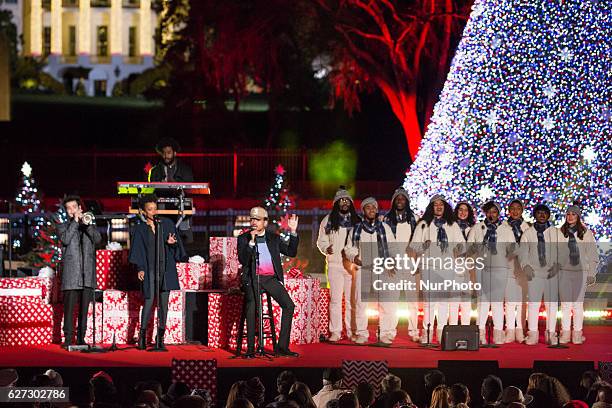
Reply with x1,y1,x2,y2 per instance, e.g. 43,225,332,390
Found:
317,288,346,338
285,268,304,279
207,293,243,349
285,278,320,344
103,290,143,344
0,296,53,346
133,290,185,344
0,326,53,346
53,301,104,344
177,263,212,290
209,237,240,289
96,249,135,290
0,277,52,303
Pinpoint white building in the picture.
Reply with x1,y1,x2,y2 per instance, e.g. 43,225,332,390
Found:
1,0,158,96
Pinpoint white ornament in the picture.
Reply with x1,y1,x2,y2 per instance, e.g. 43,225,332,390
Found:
21,162,32,178
485,110,500,132
478,186,495,202
542,116,555,130
543,84,558,99
584,211,601,226
559,47,573,62
582,145,597,163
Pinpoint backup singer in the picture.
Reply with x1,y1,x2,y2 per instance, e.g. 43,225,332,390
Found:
129,195,186,350
57,195,101,349
238,207,300,358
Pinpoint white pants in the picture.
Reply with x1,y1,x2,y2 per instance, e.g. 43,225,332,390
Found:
407,301,419,335
449,300,472,325
477,267,506,329
560,270,586,332
328,263,366,338
527,277,558,332
505,277,524,330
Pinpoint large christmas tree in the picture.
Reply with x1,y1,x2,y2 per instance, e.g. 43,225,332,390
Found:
403,0,611,240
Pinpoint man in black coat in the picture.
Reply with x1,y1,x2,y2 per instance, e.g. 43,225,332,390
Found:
56,195,102,349
148,137,195,244
129,195,187,350
237,206,300,358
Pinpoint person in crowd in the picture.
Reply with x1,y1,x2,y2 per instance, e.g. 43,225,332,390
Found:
228,399,255,408
275,371,297,403
429,385,450,408
410,195,464,343
89,371,119,408
226,381,247,408
502,199,531,343
480,375,503,408
424,370,446,407
57,195,102,349
137,390,160,408
497,387,533,408
372,374,402,408
577,370,601,403
238,207,299,357
556,204,599,344
313,369,347,408
384,188,419,340
449,201,477,326
317,187,362,342
162,383,192,408
173,395,210,408
448,383,470,408
384,390,413,408
289,382,317,408
243,377,266,408
338,392,360,408
354,382,375,408
343,197,397,344
519,203,559,345
129,195,186,350
468,201,514,345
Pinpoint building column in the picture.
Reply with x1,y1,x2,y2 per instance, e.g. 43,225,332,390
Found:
30,0,43,56
78,0,91,64
110,0,123,65
139,0,152,65
48,0,63,67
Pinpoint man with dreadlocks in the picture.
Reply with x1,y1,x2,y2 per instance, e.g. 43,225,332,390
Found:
343,197,396,344
383,187,420,341
468,201,515,345
518,203,559,345
317,187,362,342
501,199,531,343
410,195,464,344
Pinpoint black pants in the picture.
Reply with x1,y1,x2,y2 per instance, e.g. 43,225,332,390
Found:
63,288,93,343
140,291,170,334
245,275,295,351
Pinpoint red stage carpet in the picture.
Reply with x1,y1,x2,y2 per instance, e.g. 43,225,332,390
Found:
1,326,610,369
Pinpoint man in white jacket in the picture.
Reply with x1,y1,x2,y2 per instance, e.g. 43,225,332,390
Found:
468,201,515,345
501,199,531,343
383,187,419,341
316,187,362,342
410,194,464,344
519,204,559,345
344,197,397,344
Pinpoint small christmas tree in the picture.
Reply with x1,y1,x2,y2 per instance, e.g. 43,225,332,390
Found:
26,203,67,270
263,164,294,240
15,162,40,213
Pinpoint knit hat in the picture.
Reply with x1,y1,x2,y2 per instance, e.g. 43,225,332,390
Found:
566,205,581,216
323,368,343,384
391,188,410,204
430,194,447,204
482,201,502,214
244,377,265,407
44,369,63,387
333,187,353,204
361,197,378,212
532,203,551,217
508,199,524,209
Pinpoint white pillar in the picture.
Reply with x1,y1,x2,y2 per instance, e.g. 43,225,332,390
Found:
139,0,152,57
30,0,43,56
78,0,91,56
110,0,122,56
50,0,62,55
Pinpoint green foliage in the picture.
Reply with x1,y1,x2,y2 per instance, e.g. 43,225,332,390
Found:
309,140,357,190
128,65,169,98
39,72,65,94
0,9,18,72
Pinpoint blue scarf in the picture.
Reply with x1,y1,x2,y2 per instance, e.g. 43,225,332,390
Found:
384,209,417,237
458,220,470,241
324,212,356,234
433,218,449,252
534,221,551,267
352,219,390,259
508,218,524,243
484,218,501,255
568,225,580,266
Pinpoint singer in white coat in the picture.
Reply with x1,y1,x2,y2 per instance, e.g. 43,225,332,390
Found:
556,205,599,345
450,201,477,326
316,188,362,342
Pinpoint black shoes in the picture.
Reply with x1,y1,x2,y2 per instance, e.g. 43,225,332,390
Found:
137,332,146,350
276,348,299,358
243,348,255,359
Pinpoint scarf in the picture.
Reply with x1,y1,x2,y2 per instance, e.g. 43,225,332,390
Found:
483,218,501,255
534,221,551,267
324,212,355,234
568,225,580,266
352,219,390,259
433,218,449,252
384,209,417,237
508,218,524,243
458,220,470,241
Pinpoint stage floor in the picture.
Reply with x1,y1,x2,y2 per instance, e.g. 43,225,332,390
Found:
1,326,610,369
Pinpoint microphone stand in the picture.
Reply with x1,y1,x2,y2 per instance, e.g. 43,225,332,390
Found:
480,245,499,349
420,233,437,349
149,217,168,352
249,234,274,360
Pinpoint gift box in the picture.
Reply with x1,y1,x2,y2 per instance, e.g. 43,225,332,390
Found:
207,293,243,349
228,294,281,351
150,290,186,344
209,237,240,289
285,278,320,344
285,268,304,279
96,249,136,290
0,296,53,346
53,300,104,344
177,263,212,290
0,277,53,303
103,290,143,344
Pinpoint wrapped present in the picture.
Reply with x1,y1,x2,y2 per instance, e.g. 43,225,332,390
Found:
96,249,136,290
151,290,186,344
317,288,346,338
177,263,212,290
209,237,240,289
0,296,53,346
0,277,53,303
207,293,243,349
285,268,304,279
53,300,104,344
172,359,218,404
285,278,320,344
103,290,143,344
228,294,281,351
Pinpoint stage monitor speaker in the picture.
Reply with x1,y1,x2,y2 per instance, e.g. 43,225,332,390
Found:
441,324,479,351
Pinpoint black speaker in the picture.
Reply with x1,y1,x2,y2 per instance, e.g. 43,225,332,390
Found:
441,324,479,351
184,291,209,343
